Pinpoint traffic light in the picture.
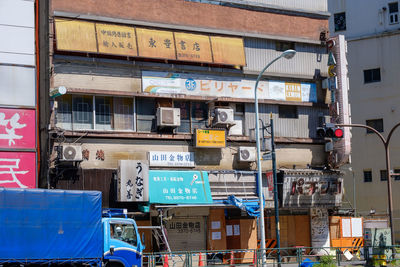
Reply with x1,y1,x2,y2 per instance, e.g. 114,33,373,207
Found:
316,124,344,138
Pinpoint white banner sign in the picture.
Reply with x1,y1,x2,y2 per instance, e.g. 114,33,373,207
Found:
118,160,149,202
149,151,195,167
142,71,317,102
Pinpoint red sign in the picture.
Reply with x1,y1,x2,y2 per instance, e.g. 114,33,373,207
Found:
0,108,36,149
266,171,273,192
0,152,36,188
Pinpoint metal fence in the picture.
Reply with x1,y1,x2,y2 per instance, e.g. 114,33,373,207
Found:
143,245,400,266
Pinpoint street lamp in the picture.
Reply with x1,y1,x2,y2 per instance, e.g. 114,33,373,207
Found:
255,49,296,266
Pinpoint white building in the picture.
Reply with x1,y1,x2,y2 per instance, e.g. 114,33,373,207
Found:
328,0,400,242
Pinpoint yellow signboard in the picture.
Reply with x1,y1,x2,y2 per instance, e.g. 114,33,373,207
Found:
174,32,212,63
55,18,97,53
136,28,176,60
96,23,137,56
195,129,226,148
285,82,302,102
211,36,246,66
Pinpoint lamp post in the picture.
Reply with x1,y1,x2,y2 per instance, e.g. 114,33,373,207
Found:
337,122,400,245
255,49,296,266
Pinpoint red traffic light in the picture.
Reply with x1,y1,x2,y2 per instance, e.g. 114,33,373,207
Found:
334,128,344,138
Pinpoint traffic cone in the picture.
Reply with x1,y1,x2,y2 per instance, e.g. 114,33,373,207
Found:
198,252,205,266
230,251,235,266
163,254,169,267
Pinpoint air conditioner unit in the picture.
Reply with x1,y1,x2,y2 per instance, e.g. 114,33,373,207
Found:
238,147,256,162
157,107,180,127
213,108,234,126
60,145,82,161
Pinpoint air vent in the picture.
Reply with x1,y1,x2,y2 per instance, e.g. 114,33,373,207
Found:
60,145,83,161
238,147,256,162
213,108,234,127
157,107,180,127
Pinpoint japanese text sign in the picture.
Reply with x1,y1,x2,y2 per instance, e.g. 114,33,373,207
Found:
136,28,176,60
118,160,149,202
0,151,36,188
148,170,212,204
0,108,36,149
174,32,212,63
54,19,245,66
149,151,195,167
96,23,137,56
195,129,226,148
142,71,317,102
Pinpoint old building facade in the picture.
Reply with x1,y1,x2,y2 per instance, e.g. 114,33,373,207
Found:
41,0,344,252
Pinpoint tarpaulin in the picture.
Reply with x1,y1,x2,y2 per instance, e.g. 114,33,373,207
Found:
223,195,260,217
0,188,103,260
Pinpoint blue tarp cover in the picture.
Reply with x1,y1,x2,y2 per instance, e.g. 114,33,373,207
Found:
223,195,260,217
0,188,103,260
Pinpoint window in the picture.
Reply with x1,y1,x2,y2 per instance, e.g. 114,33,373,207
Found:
364,68,381,83
275,41,295,52
279,105,298,119
366,119,384,133
389,2,399,24
73,95,93,130
136,98,156,132
191,102,208,131
110,222,137,247
393,169,400,181
174,101,191,133
363,170,372,182
56,95,134,131
334,12,346,31
380,170,388,181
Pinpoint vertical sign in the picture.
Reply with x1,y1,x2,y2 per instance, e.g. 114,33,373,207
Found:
0,152,36,188
118,160,149,202
0,108,36,149
310,208,331,255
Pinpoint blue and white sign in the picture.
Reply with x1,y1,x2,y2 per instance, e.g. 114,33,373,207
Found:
149,151,195,167
148,170,212,204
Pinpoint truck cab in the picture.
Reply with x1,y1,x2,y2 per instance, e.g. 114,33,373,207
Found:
102,209,144,267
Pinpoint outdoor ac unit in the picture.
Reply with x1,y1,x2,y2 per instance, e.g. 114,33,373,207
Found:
213,108,234,126
157,107,180,127
238,147,256,162
60,145,83,161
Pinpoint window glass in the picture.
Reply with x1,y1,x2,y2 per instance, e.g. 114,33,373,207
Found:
275,41,295,52
366,119,384,133
72,95,93,130
136,98,156,132
393,169,400,181
110,222,137,247
95,96,113,130
191,102,208,132
114,97,134,131
363,170,372,182
389,2,399,24
56,95,72,130
363,68,381,83
279,105,298,119
334,12,346,31
380,170,388,181
174,101,190,133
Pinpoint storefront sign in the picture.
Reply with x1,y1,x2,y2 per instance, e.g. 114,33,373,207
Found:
282,175,343,208
195,129,226,148
310,208,331,254
149,151,195,167
54,19,245,66
142,71,317,102
96,23,137,56
0,151,36,188
0,108,36,149
117,160,149,202
148,170,212,204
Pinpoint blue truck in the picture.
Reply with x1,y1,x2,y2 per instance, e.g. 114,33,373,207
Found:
0,188,144,267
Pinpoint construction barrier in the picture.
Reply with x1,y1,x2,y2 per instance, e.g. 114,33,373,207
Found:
143,245,400,267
